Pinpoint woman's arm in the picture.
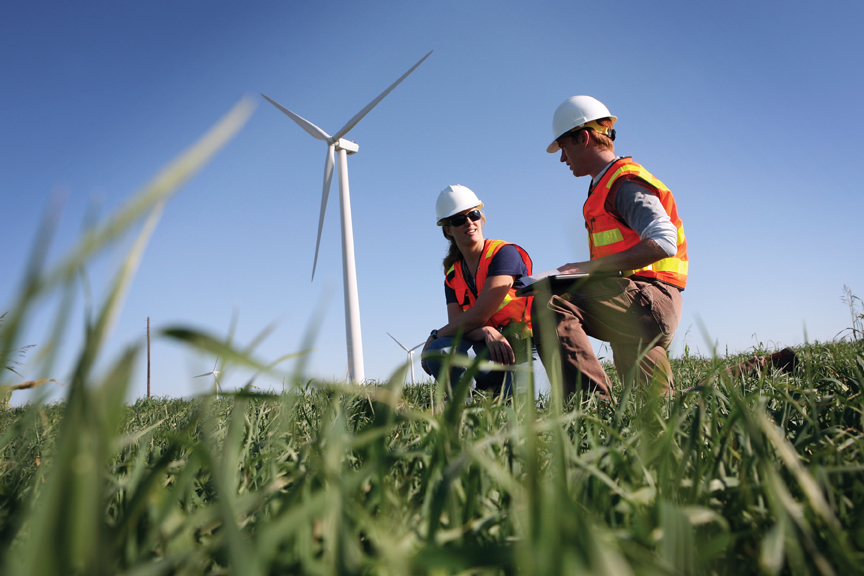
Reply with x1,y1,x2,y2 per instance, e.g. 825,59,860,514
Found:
446,302,464,324
446,301,516,365
423,276,517,366
439,275,514,336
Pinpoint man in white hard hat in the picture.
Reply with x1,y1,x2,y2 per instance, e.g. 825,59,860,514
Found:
532,95,688,398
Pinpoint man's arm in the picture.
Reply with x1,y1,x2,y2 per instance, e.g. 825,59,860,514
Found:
612,179,677,257
558,238,668,274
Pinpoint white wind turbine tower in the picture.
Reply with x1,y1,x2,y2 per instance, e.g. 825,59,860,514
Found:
262,51,432,384
387,332,424,385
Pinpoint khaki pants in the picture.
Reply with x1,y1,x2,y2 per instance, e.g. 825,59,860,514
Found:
531,276,682,399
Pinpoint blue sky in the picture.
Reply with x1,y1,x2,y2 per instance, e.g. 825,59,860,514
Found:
2,0,862,402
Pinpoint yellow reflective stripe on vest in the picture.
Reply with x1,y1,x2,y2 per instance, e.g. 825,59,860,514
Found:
592,228,624,247
485,239,504,259
495,293,513,313
603,166,640,190
603,164,669,193
636,257,688,275
446,264,455,275
654,258,688,274
677,226,686,246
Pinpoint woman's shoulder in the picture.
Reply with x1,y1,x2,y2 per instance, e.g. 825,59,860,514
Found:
486,242,529,275
487,240,529,259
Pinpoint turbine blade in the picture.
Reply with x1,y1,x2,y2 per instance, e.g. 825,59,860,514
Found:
261,94,331,141
387,332,409,352
409,342,424,352
193,372,213,378
311,145,335,281
332,50,433,141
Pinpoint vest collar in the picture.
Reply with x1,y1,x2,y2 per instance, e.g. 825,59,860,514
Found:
591,156,621,187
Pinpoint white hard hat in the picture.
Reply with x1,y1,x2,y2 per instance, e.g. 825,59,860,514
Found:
436,185,483,225
547,95,617,153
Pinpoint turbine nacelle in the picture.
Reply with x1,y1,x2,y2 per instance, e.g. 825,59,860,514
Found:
333,138,358,154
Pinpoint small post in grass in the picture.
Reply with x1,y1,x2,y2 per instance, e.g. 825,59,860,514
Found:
147,317,151,398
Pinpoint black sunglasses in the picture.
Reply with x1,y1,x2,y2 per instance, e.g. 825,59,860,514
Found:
447,210,482,227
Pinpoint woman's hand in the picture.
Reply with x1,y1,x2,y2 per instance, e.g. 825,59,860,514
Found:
481,327,515,365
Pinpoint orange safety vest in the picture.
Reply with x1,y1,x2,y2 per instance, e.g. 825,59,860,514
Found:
445,239,533,334
584,157,688,289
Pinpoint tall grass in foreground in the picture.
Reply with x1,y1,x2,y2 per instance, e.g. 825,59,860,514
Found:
0,342,862,575
1,102,863,575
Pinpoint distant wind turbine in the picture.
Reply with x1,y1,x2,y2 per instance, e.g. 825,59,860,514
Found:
387,332,424,385
262,51,432,383
194,357,221,397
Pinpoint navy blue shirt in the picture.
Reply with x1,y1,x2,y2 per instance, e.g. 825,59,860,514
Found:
445,244,528,304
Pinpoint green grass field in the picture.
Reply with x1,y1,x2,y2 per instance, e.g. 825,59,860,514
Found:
0,341,863,575
1,101,862,575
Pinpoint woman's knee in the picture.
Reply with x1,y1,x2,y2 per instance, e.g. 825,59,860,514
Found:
422,337,471,380
423,337,454,355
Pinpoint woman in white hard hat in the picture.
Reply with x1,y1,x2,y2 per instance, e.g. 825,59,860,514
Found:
421,185,534,397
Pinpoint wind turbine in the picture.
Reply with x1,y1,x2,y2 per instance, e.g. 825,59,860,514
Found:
194,356,221,397
387,332,424,385
262,51,432,384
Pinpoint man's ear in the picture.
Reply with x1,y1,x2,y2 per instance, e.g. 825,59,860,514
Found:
579,129,591,147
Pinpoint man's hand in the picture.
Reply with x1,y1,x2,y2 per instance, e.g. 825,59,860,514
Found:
557,260,597,275
558,239,668,276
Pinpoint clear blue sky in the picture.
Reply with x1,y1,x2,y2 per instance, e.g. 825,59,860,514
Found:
3,0,862,402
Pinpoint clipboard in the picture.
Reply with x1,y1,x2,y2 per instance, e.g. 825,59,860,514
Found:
515,273,590,296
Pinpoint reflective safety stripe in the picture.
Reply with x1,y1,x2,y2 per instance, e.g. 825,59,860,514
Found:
655,258,688,274
604,165,668,192
446,264,455,275
485,239,503,259
603,166,638,189
677,226,686,246
592,228,624,247
636,258,688,275
495,293,513,313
